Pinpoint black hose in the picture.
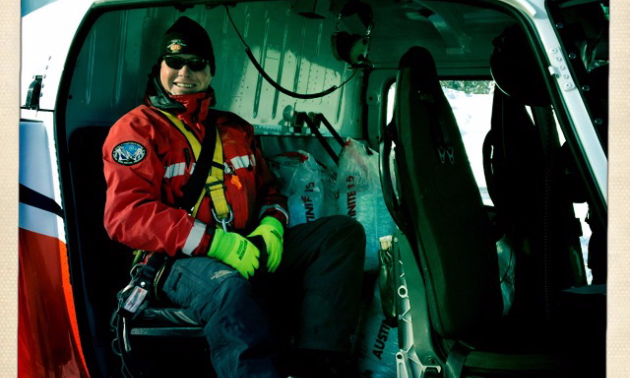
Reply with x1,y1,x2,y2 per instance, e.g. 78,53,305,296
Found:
226,5,357,100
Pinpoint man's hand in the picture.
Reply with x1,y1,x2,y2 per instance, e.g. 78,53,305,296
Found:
207,229,260,279
248,216,284,273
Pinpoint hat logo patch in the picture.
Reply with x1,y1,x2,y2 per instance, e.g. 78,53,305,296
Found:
167,39,187,53
112,141,147,165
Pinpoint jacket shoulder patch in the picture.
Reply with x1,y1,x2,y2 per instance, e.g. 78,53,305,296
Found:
112,141,147,165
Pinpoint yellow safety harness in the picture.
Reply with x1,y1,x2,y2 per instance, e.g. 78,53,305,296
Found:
157,109,233,231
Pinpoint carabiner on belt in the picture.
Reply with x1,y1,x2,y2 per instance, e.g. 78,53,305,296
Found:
212,208,234,232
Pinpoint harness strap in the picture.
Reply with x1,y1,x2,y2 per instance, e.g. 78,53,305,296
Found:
157,109,232,229
195,134,233,229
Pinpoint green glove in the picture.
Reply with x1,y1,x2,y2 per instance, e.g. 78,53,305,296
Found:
248,216,284,273
207,229,260,279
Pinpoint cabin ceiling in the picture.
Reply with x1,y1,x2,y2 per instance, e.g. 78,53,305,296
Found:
331,0,517,75
88,0,518,76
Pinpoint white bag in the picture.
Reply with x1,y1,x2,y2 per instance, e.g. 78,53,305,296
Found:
355,282,399,378
268,151,326,227
336,139,398,272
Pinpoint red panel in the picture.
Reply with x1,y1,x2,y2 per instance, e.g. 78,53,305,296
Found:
18,228,90,378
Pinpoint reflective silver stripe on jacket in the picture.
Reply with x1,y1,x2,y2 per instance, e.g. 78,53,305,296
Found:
229,154,256,170
164,163,187,179
259,204,289,224
182,220,206,256
165,159,246,179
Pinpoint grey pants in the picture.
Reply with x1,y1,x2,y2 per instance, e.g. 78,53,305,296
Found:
162,215,366,378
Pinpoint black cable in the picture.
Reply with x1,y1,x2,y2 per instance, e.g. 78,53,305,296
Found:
112,299,136,378
111,264,145,378
225,5,357,100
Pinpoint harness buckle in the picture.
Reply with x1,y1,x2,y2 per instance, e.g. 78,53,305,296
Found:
212,208,234,232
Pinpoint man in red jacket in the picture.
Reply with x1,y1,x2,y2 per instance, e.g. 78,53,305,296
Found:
103,16,365,378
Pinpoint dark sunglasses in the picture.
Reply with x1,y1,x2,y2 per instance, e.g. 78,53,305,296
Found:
164,56,209,71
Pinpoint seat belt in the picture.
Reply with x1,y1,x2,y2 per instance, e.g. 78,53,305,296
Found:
157,109,233,230
445,341,473,378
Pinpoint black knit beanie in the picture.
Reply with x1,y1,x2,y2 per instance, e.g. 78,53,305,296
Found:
160,16,216,75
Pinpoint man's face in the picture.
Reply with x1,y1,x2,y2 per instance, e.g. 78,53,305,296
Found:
160,54,212,95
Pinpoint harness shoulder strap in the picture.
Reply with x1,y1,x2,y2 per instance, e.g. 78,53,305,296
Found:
192,132,232,227
158,109,203,158
155,109,218,210
155,109,232,228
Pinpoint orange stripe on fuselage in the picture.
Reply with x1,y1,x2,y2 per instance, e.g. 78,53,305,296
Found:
18,228,90,378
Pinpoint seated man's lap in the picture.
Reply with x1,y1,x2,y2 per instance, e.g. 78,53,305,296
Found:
159,215,365,352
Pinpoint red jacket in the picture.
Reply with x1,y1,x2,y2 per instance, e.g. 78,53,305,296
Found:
103,92,288,257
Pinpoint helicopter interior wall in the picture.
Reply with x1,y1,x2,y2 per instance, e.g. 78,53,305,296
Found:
64,2,364,143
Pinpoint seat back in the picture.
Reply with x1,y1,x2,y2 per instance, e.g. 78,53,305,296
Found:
390,46,503,339
486,26,587,324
